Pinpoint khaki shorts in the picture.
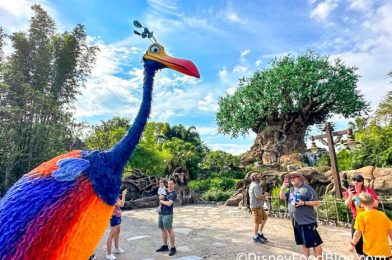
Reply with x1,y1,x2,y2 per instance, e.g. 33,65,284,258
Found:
252,207,267,224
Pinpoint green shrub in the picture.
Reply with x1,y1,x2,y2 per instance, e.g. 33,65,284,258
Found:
270,187,287,212
188,179,211,193
336,150,353,171
316,196,351,222
209,177,236,190
316,154,330,167
351,124,392,168
188,177,237,194
201,188,233,201
209,170,245,179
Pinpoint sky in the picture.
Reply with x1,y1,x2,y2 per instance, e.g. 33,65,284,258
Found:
0,0,391,155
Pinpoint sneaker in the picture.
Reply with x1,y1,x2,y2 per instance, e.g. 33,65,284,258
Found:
169,247,176,256
252,236,265,244
113,247,125,254
88,254,97,260
156,245,169,252
258,233,267,242
105,254,116,260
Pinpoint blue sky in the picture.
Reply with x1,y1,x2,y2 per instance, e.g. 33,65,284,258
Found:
1,0,391,154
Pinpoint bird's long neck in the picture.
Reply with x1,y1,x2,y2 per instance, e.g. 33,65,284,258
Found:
106,65,155,171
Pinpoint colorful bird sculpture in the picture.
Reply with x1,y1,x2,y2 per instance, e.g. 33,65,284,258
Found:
0,23,199,259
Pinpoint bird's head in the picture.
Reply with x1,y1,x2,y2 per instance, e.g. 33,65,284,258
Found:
143,43,200,78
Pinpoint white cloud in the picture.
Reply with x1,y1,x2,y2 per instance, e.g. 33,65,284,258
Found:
75,38,143,119
310,0,339,21
255,59,262,67
329,1,392,109
233,65,248,73
226,12,241,23
348,0,373,11
198,93,219,112
194,126,218,136
240,49,250,58
226,87,237,95
151,82,202,121
0,0,59,33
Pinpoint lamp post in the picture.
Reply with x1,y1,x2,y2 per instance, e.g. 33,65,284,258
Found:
309,122,358,199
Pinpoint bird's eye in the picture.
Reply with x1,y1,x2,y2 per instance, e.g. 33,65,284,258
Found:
150,45,160,53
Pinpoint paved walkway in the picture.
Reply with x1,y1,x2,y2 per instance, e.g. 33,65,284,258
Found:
96,205,357,260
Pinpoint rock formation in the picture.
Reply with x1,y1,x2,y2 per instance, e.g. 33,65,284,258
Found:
225,165,392,207
121,168,199,209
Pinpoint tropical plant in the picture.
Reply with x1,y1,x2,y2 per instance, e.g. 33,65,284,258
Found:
201,150,240,172
351,124,392,168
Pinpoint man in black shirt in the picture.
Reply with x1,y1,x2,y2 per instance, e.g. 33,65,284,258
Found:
156,179,178,256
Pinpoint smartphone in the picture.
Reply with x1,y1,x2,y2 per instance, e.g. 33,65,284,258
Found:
349,185,355,193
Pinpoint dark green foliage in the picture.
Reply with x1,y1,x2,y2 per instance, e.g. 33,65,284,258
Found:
188,177,237,193
201,150,240,172
0,5,97,194
209,170,245,179
200,188,233,202
336,150,353,171
351,124,392,168
189,176,237,202
316,154,330,167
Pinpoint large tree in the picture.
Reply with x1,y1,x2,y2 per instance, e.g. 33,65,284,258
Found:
217,51,369,162
0,5,97,194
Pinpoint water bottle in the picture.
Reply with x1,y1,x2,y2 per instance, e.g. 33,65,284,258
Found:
295,192,300,204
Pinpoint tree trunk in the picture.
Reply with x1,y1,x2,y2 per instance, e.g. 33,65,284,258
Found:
241,117,308,165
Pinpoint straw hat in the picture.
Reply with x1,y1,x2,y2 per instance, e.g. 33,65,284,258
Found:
285,171,306,182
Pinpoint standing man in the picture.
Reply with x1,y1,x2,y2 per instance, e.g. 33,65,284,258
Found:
248,172,268,243
156,179,177,256
279,172,323,258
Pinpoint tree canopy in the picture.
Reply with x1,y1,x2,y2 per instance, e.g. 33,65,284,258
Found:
217,51,369,137
217,51,369,156
0,5,97,194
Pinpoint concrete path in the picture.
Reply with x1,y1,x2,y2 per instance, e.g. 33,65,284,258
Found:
95,205,357,260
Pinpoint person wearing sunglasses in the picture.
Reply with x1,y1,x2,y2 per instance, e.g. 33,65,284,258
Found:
279,172,323,258
344,174,379,258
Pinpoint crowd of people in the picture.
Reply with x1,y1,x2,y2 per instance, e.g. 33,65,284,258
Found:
248,171,391,259
92,172,391,259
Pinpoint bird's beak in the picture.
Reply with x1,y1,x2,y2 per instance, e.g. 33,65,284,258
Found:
144,51,200,78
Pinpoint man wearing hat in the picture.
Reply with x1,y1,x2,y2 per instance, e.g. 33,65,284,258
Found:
248,172,268,243
279,171,323,258
344,174,379,257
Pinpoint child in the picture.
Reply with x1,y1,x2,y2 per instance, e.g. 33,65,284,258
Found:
156,180,166,213
106,189,127,260
348,192,392,258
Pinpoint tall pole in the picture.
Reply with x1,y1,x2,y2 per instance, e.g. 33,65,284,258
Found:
324,122,343,199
